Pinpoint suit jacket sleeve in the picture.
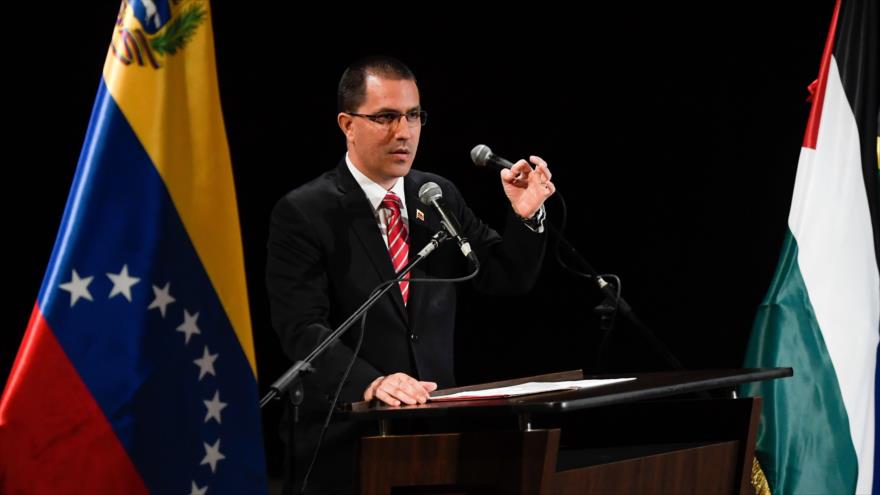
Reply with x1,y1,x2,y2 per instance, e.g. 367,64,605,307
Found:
266,196,383,406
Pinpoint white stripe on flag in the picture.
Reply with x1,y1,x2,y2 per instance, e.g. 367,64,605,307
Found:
788,56,880,495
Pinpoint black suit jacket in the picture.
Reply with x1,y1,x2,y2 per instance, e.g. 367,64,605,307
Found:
266,160,546,493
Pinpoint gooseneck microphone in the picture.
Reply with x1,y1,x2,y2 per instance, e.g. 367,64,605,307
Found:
418,182,478,265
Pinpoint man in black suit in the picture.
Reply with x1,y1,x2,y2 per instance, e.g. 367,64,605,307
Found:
266,55,556,494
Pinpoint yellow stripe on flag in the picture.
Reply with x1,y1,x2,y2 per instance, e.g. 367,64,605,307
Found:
100,1,257,375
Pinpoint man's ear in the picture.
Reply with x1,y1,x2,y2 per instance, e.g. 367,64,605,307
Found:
338,112,354,138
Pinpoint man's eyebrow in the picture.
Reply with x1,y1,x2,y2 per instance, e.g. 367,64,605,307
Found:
373,106,421,113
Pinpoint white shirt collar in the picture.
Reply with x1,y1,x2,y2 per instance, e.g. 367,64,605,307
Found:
345,153,408,215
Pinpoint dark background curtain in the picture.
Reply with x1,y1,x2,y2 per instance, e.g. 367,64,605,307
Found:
2,1,834,478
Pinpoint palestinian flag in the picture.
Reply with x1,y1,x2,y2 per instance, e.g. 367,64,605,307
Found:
741,0,879,493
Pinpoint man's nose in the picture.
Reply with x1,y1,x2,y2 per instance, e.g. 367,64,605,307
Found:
391,115,413,139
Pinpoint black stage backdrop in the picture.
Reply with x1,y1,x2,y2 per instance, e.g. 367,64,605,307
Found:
3,1,833,478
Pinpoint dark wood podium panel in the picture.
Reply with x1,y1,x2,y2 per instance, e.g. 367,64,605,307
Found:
346,369,789,494
361,430,741,494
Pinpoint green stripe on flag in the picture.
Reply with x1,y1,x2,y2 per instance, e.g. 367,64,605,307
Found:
741,231,858,495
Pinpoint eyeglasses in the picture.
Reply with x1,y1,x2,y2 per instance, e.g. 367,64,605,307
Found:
346,109,428,128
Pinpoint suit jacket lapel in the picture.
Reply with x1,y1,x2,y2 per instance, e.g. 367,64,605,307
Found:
336,161,409,324
404,176,432,328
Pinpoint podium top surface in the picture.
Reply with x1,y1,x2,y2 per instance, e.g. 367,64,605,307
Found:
340,367,792,421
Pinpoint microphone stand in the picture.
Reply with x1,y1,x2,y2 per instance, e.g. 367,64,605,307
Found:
470,149,683,371
260,230,450,412
547,222,685,371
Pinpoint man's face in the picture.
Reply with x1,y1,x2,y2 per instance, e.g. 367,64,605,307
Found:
339,75,421,187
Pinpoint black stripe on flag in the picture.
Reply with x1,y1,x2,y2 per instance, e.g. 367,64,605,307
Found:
832,0,879,264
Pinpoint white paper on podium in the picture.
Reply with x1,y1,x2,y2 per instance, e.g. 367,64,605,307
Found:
429,377,636,401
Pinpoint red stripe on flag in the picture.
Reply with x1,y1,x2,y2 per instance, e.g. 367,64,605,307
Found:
803,0,842,150
0,303,147,495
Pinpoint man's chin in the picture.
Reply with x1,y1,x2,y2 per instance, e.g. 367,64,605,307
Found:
386,159,414,176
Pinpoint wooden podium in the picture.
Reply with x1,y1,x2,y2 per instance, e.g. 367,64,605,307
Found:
342,368,791,494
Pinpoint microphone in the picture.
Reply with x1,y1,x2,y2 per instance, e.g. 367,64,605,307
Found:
418,182,478,264
470,144,515,171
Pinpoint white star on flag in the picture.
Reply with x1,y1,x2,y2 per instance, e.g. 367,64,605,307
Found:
193,346,219,380
59,269,94,307
176,309,202,345
148,282,176,318
201,439,225,473
189,481,208,495
203,390,228,424
106,264,140,302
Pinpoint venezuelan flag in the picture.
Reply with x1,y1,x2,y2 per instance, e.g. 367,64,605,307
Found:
0,1,268,493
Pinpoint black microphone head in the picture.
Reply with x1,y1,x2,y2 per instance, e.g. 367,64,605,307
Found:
470,144,492,167
418,182,443,205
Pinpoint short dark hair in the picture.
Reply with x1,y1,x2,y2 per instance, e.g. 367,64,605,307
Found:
337,56,417,113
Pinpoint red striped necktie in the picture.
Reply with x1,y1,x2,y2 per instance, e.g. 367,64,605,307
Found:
381,192,409,304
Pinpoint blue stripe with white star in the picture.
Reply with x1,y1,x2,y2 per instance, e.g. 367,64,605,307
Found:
38,81,267,494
